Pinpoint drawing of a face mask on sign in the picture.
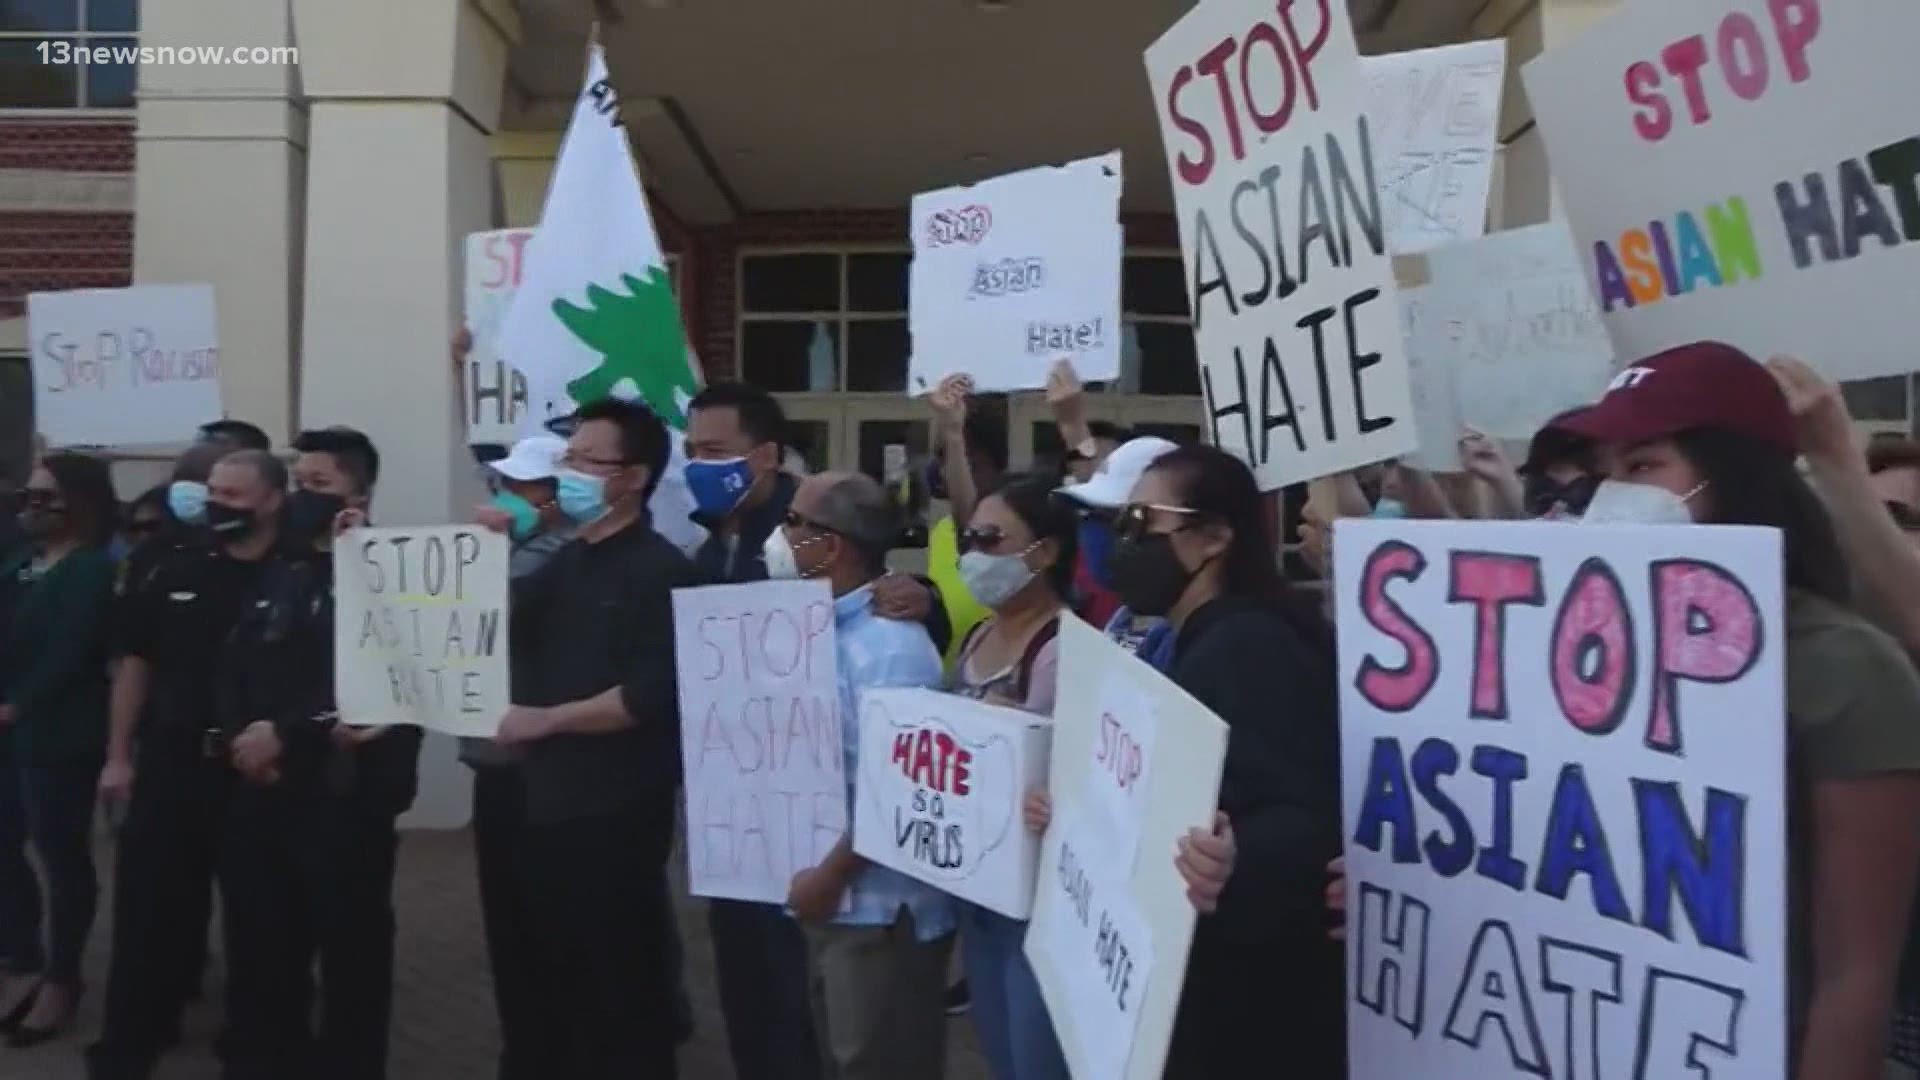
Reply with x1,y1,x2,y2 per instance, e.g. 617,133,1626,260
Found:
861,695,1020,883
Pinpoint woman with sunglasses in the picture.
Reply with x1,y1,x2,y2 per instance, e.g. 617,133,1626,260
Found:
945,474,1077,1080
0,452,119,1045
1046,443,1346,1077
1558,342,1920,1077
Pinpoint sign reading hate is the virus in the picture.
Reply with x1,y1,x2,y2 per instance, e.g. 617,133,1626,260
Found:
907,152,1124,395
674,580,846,906
1145,0,1416,491
1334,519,1786,1079
1523,0,1920,383
852,688,1050,919
334,526,511,738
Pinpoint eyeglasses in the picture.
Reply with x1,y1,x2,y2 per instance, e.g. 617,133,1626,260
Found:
1112,502,1203,544
783,510,836,535
559,452,630,474
1888,501,1920,530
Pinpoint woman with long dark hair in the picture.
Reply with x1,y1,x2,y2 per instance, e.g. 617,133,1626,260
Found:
0,451,119,1044
1562,341,1920,1078
1057,442,1345,1077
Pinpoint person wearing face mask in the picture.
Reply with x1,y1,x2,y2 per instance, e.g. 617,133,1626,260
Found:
939,474,1076,1080
1056,436,1180,670
87,448,284,1080
0,453,118,1045
487,398,702,1077
1030,444,1346,1078
772,471,955,1080
1551,341,1920,1077
1515,409,1601,521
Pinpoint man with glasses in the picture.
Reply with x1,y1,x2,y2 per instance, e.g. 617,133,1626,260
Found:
490,398,702,1077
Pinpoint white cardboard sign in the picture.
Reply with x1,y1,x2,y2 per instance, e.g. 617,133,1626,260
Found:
1397,285,1468,471
908,152,1124,395
1418,221,1620,439
464,228,536,446
1025,617,1228,1080
1362,40,1508,255
1522,0,1920,382
852,688,1050,919
1334,519,1786,1079
674,580,846,906
27,283,222,448
1146,0,1417,491
334,526,511,738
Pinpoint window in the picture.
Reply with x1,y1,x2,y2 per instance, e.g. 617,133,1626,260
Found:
1118,253,1199,397
0,0,139,109
737,250,911,394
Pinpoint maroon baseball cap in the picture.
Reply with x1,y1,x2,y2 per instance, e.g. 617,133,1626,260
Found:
1561,341,1797,455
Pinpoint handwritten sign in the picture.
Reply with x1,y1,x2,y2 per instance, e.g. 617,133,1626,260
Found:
334,526,510,737
908,151,1123,395
852,688,1049,918
1523,0,1920,382
1085,680,1158,872
1334,519,1786,1078
674,580,845,906
1362,40,1508,255
1025,618,1228,1080
1397,286,1467,471
27,284,222,448
464,228,536,446
1146,0,1416,491
1416,222,1620,439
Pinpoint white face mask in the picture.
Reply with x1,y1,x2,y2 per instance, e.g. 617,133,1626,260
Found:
1578,479,1705,526
762,527,802,580
958,549,1037,609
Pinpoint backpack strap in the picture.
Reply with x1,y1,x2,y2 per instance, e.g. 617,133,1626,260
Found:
1014,616,1062,703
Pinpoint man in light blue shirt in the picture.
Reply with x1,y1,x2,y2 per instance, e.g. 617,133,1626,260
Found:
775,471,955,1080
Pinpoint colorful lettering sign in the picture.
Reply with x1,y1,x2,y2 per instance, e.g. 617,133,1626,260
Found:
852,688,1050,918
334,526,511,738
1334,519,1786,1078
1523,0,1920,382
673,580,846,906
27,283,222,448
908,151,1124,395
1145,0,1416,491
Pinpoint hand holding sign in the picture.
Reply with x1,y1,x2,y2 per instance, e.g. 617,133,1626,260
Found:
1174,813,1236,915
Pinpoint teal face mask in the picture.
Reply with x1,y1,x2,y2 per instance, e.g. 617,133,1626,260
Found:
491,490,542,540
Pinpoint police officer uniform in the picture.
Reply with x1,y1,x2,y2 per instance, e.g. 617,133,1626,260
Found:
88,538,266,1080
216,546,419,1080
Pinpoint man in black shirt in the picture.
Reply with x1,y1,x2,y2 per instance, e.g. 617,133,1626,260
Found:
87,449,283,1080
496,397,701,1078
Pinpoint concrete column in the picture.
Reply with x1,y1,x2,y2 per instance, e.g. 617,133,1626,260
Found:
291,0,519,525
1478,0,1623,228
132,0,304,442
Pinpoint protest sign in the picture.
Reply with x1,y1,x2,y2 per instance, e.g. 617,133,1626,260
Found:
851,688,1049,919
674,579,846,906
1334,519,1786,1079
334,526,510,738
1362,40,1508,255
1025,617,1228,1080
464,228,535,445
907,152,1123,395
27,283,221,447
1397,285,1467,471
1523,0,1920,383
1417,221,1619,438
1145,0,1416,492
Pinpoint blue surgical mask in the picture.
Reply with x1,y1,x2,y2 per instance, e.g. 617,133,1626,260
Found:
556,471,608,524
167,480,208,525
1078,518,1117,589
1371,497,1409,519
685,457,755,518
491,490,541,540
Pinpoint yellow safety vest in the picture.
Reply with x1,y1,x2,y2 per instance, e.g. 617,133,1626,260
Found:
926,516,989,667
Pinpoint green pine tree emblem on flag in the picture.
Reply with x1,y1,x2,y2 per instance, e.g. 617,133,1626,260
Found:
553,268,700,428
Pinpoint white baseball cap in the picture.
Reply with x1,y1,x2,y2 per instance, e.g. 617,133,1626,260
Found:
1056,436,1179,511
487,435,568,482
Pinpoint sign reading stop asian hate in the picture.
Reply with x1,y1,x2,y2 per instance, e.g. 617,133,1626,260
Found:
673,580,846,906
28,283,223,448
1145,0,1416,492
852,688,1050,918
464,228,536,446
1334,519,1787,1079
334,526,510,738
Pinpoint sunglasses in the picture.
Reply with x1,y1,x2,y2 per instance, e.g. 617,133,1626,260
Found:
1112,502,1204,544
22,490,62,512
1888,501,1920,530
1525,475,1600,518
124,519,163,538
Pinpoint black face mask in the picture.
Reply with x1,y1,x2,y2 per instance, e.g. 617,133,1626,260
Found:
205,501,257,541
284,490,347,541
1109,532,1198,618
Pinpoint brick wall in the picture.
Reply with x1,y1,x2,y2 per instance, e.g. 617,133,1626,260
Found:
0,119,137,319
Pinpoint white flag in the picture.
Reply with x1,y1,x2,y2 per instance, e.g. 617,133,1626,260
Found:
497,44,705,553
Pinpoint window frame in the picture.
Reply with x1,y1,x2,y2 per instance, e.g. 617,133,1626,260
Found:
734,244,911,396
0,0,141,114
